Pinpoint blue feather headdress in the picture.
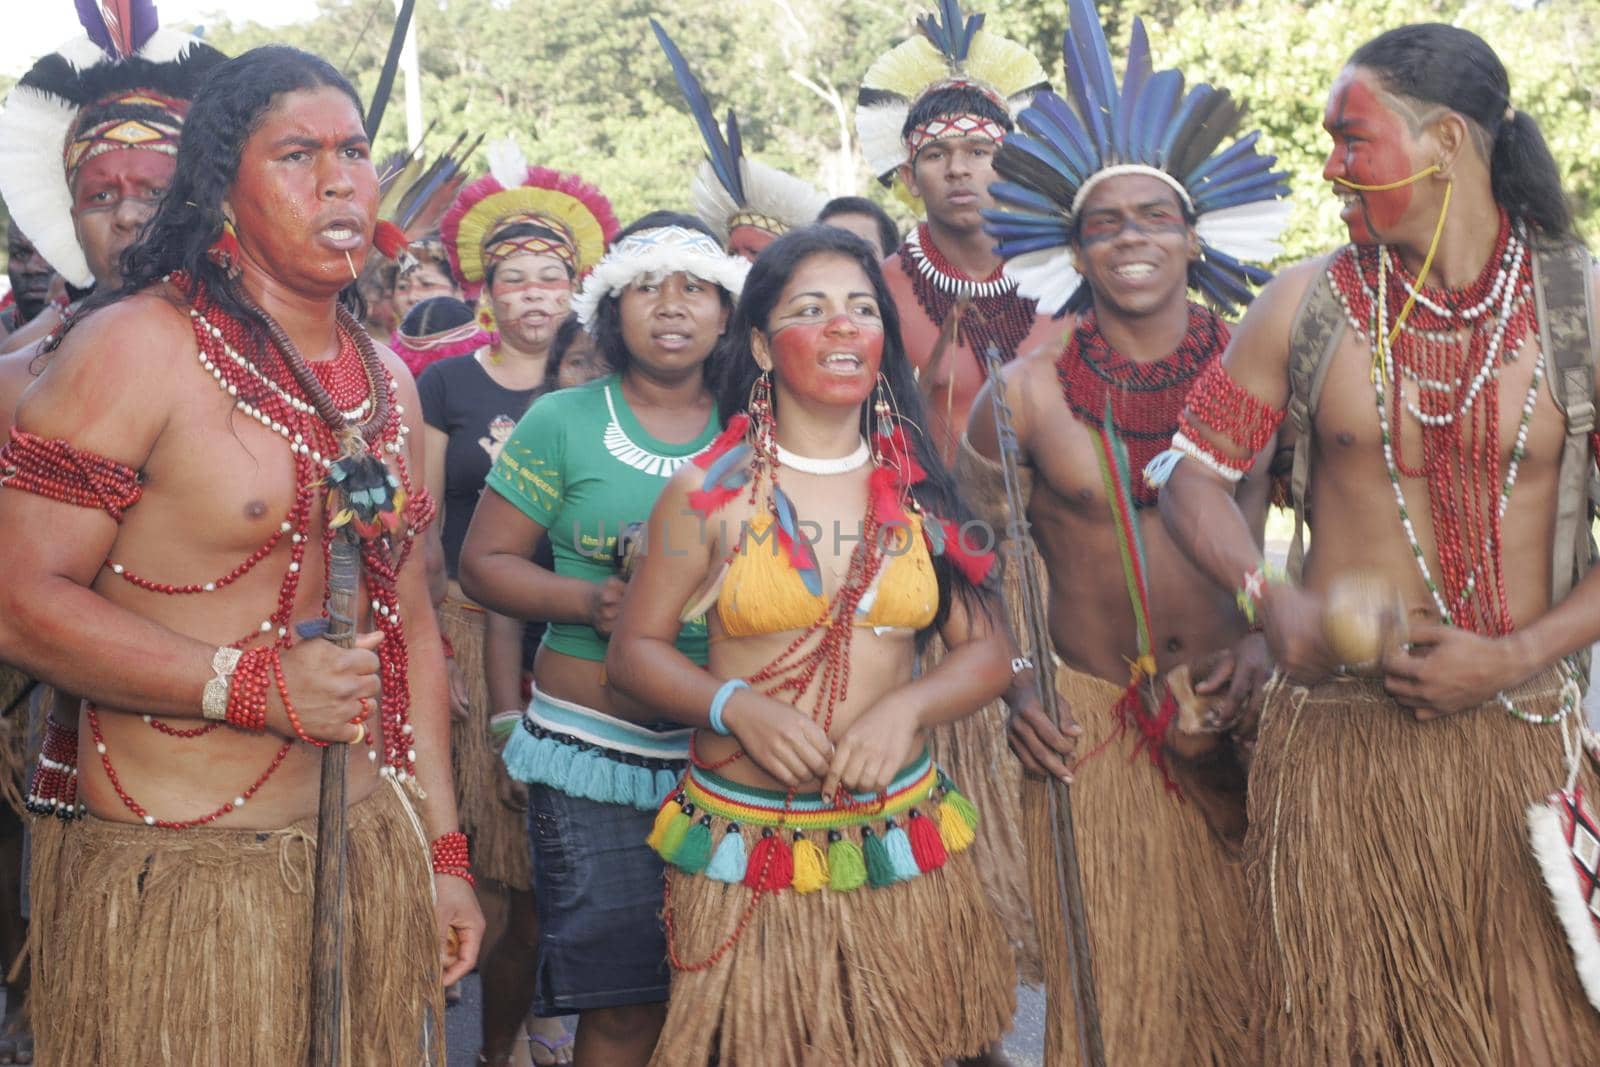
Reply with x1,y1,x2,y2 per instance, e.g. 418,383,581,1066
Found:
0,1,223,288
651,18,825,251
981,0,1290,316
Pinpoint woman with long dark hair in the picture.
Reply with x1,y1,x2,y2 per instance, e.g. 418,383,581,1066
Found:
460,211,746,1067
606,225,1016,1065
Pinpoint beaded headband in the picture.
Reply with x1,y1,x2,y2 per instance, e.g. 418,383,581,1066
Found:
570,224,749,327
64,89,187,185
905,111,1008,159
483,229,577,273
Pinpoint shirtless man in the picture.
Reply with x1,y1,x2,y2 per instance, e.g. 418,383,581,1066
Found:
962,8,1291,1059
1160,24,1600,1065
857,2,1058,465
0,46,482,1064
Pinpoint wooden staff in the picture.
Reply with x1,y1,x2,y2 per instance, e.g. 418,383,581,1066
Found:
308,528,360,1066
979,343,1106,1065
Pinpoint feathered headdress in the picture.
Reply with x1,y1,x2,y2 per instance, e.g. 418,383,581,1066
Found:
981,0,1290,315
0,0,225,288
374,128,484,268
439,138,620,300
856,0,1049,187
651,19,826,249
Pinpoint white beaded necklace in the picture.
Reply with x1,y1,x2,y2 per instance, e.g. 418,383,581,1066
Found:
775,438,870,475
904,226,1017,300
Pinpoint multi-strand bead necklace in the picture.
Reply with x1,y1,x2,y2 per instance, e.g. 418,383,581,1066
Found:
89,273,425,828
899,224,1038,364
1333,218,1579,723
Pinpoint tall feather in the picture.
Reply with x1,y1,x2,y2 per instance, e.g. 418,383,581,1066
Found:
651,18,745,206
918,0,982,64
1131,70,1183,164
78,0,158,59
1066,0,1119,157
486,137,529,195
1114,19,1152,162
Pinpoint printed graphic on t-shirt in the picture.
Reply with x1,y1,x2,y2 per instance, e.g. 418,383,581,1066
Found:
479,414,517,465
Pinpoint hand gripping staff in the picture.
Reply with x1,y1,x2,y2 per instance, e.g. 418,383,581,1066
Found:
980,343,1106,1066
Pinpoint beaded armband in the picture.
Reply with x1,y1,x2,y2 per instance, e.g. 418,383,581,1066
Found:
1234,562,1283,627
1172,360,1286,480
28,716,84,819
0,429,143,520
431,830,474,887
225,647,273,731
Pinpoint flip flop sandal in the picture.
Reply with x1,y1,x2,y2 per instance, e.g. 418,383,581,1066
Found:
528,1029,574,1067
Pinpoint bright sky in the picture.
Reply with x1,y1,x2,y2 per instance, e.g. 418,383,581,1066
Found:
2,1,322,76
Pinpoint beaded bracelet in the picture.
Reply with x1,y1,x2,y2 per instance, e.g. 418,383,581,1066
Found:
224,647,273,731
708,679,749,736
430,831,474,887
1234,562,1284,627
272,648,328,747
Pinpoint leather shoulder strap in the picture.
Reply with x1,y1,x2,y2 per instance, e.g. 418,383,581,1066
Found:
1534,239,1598,604
1284,253,1348,583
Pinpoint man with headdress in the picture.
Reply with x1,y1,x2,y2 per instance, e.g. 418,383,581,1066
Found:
857,0,1060,464
1160,23,1600,1064
965,2,1291,1062
652,19,828,265
0,42,482,1064
1,222,56,338
851,7,1055,1017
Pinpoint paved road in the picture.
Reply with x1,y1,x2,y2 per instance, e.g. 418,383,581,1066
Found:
444,976,1047,1066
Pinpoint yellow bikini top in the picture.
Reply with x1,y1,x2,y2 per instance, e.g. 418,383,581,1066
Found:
715,511,939,639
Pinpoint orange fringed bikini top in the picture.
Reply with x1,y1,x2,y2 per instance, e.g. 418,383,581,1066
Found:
715,512,938,638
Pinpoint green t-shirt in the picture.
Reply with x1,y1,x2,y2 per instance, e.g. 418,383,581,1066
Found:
484,375,717,663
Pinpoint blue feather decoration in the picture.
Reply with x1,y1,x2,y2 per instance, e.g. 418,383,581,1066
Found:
1017,94,1095,183
702,442,753,492
985,182,1062,215
1115,19,1153,161
918,0,982,64
651,19,745,206
1066,0,1119,156
1130,70,1184,164
771,487,822,597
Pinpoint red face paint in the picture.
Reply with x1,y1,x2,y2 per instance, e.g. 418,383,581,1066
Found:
71,148,176,284
229,86,378,296
769,313,884,409
728,225,777,264
1323,71,1425,243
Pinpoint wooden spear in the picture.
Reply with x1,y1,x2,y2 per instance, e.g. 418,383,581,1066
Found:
979,343,1106,1065
307,527,360,1066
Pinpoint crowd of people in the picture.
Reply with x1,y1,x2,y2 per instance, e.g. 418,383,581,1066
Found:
0,0,1596,1065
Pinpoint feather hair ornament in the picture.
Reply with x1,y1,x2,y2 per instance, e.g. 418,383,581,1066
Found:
856,0,1050,188
0,4,224,288
981,0,1291,316
651,19,826,248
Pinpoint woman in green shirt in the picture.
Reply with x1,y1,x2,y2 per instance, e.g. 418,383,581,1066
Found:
460,212,746,1067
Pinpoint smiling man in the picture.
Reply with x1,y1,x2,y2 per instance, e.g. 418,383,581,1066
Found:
857,1,1057,466
0,45,481,1064
968,3,1291,1060
1159,23,1600,1064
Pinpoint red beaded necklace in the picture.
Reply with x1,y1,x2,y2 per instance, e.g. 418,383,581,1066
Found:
898,223,1038,365
1056,303,1228,507
90,273,423,829
1329,213,1535,636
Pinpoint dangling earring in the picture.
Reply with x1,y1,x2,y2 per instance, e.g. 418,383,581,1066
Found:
207,218,240,278
747,369,776,465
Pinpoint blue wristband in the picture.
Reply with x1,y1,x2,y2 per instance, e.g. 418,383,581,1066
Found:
708,679,749,736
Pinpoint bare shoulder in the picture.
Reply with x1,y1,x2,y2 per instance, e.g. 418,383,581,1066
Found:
0,346,44,437
15,289,193,463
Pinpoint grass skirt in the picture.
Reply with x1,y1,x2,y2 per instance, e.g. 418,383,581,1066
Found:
1250,668,1600,1065
1027,663,1249,1066
440,593,532,890
30,777,445,1066
648,755,1016,1066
